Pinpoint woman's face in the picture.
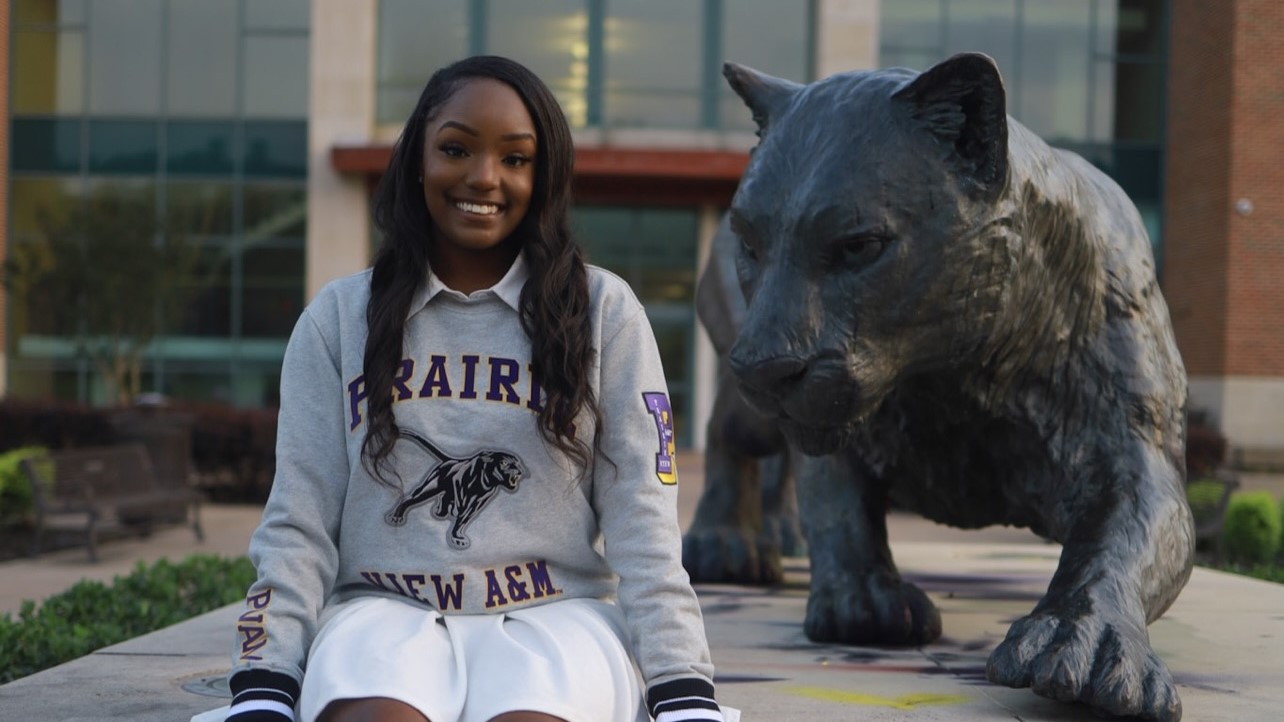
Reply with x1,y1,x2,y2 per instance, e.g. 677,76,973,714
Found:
421,78,536,290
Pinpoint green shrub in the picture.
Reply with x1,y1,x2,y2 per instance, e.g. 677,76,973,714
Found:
1222,492,1282,565
1186,478,1229,528
0,554,255,683
0,446,49,523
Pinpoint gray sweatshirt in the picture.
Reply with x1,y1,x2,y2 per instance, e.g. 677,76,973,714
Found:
228,254,717,718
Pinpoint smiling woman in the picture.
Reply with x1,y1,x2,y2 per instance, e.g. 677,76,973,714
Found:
222,56,725,722
420,79,536,294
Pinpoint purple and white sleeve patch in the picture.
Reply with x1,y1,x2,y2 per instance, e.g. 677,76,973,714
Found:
642,392,678,485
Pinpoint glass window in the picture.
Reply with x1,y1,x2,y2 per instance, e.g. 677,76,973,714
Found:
243,121,308,177
1115,0,1164,57
943,0,1017,84
167,0,238,116
1112,61,1164,141
243,36,310,118
487,0,587,126
242,272,305,338
88,119,158,174
880,0,944,55
87,0,163,115
10,177,83,237
15,0,87,25
175,245,233,337
82,178,157,238
1016,0,1091,142
243,184,307,240
13,29,84,114
721,0,812,131
603,0,701,128
11,118,82,172
377,0,468,124
167,181,234,238
166,121,235,175
245,0,311,31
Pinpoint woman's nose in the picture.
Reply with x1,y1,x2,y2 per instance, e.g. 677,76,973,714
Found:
467,156,499,189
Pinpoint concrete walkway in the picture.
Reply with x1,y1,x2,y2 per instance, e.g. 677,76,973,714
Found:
2,453,1282,721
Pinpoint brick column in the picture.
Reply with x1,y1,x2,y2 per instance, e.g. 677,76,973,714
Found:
1166,0,1284,459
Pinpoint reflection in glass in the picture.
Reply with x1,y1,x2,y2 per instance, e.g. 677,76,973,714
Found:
245,0,310,30
87,0,163,115
88,120,158,174
243,184,307,240
488,0,586,126
1017,0,1091,142
1115,0,1164,56
377,0,466,124
167,121,235,175
176,244,233,337
244,121,308,177
167,0,238,116
603,0,701,128
722,0,811,130
243,36,310,118
13,30,84,114
11,118,82,172
880,0,944,53
15,0,87,25
10,177,83,236
242,285,305,338
167,182,234,237
943,0,1017,83
1113,61,1163,141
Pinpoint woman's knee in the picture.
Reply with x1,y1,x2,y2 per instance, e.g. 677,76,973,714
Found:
316,696,430,722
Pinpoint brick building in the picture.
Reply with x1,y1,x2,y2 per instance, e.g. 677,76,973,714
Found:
1166,0,1284,463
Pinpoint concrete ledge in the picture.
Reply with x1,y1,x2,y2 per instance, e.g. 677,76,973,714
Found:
3,541,1283,721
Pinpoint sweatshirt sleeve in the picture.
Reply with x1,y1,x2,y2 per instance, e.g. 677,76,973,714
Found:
226,305,350,719
590,302,723,721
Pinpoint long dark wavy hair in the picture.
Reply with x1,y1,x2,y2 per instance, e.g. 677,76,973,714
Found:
363,55,600,484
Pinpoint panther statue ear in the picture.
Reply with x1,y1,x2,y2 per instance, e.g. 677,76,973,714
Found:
723,62,803,139
892,52,1009,193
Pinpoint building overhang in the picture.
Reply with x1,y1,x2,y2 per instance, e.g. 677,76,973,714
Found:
330,144,748,207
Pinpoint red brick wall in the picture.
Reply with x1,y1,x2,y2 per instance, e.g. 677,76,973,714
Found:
1,0,9,375
1164,0,1235,377
1226,0,1284,376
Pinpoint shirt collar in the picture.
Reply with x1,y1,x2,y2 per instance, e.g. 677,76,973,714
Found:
407,251,528,318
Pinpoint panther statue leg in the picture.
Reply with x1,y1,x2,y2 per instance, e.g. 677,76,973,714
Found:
794,448,941,645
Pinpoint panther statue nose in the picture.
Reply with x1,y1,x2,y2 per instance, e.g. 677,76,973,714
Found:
729,353,808,397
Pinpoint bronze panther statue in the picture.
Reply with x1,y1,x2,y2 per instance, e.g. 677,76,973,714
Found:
689,53,1193,721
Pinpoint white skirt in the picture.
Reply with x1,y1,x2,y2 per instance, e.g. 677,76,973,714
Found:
298,595,648,722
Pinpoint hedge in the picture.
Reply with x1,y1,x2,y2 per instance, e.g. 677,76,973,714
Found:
0,554,255,683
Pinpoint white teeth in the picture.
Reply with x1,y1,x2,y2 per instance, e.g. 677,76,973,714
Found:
456,201,500,215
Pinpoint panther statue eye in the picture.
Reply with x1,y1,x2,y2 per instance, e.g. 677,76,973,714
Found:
834,234,891,271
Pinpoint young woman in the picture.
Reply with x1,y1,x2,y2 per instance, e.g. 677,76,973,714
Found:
223,56,724,722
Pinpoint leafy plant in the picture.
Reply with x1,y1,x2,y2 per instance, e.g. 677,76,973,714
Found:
0,447,49,523
1222,492,1282,565
0,554,255,683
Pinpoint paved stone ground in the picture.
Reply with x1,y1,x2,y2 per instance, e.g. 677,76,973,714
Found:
2,451,1283,721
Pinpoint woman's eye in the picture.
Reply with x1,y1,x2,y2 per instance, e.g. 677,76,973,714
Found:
504,154,531,167
440,143,467,158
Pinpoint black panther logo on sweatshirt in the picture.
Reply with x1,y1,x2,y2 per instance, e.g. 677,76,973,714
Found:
385,430,526,549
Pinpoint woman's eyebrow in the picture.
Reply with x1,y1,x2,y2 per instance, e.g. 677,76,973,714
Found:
437,120,533,143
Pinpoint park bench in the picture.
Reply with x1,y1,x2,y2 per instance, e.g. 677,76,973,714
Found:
21,443,204,562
